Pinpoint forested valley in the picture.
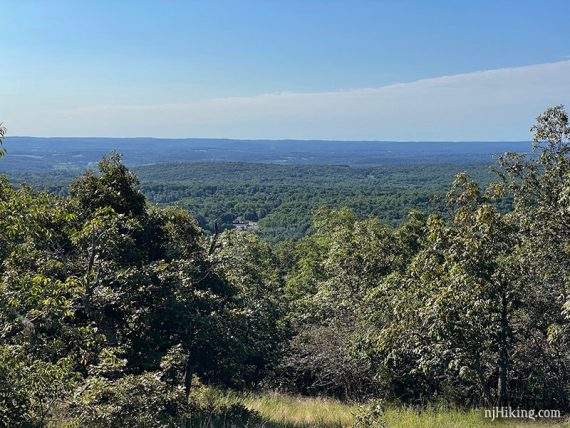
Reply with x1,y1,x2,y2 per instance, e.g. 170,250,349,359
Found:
1,107,570,427
10,162,497,244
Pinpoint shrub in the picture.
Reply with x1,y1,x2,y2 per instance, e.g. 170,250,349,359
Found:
63,373,188,427
352,400,386,428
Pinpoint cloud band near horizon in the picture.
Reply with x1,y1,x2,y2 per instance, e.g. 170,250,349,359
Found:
4,61,570,141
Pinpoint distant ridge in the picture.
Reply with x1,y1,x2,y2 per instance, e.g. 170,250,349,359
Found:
1,136,531,174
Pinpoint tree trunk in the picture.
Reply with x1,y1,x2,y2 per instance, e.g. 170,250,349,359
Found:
474,352,491,405
183,355,195,399
101,314,118,346
497,289,510,406
83,230,98,320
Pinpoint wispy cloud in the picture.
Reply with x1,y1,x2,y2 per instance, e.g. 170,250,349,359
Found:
8,61,570,140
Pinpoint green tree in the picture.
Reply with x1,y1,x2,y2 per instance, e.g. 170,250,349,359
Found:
0,123,6,157
70,151,146,217
493,105,570,408
282,208,419,399
211,230,286,386
365,108,570,409
0,153,253,424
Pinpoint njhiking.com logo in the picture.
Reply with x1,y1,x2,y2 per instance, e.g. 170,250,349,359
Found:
484,407,562,421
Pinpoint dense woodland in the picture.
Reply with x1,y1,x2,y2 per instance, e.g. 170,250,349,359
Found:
1,107,570,426
138,162,499,244
9,162,498,244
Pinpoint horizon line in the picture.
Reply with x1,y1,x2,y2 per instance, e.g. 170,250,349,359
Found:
5,135,533,144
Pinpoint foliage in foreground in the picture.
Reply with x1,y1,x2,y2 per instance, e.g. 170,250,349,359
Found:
0,107,570,426
280,106,570,410
0,153,284,426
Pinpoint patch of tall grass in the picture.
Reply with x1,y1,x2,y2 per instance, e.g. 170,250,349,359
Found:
187,386,569,427
243,392,356,427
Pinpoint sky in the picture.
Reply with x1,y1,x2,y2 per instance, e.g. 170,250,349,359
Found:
1,0,570,140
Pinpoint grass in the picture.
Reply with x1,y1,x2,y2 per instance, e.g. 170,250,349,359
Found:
189,387,569,427
242,392,357,427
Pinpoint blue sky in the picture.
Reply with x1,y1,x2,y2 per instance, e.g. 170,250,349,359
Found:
1,0,570,139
